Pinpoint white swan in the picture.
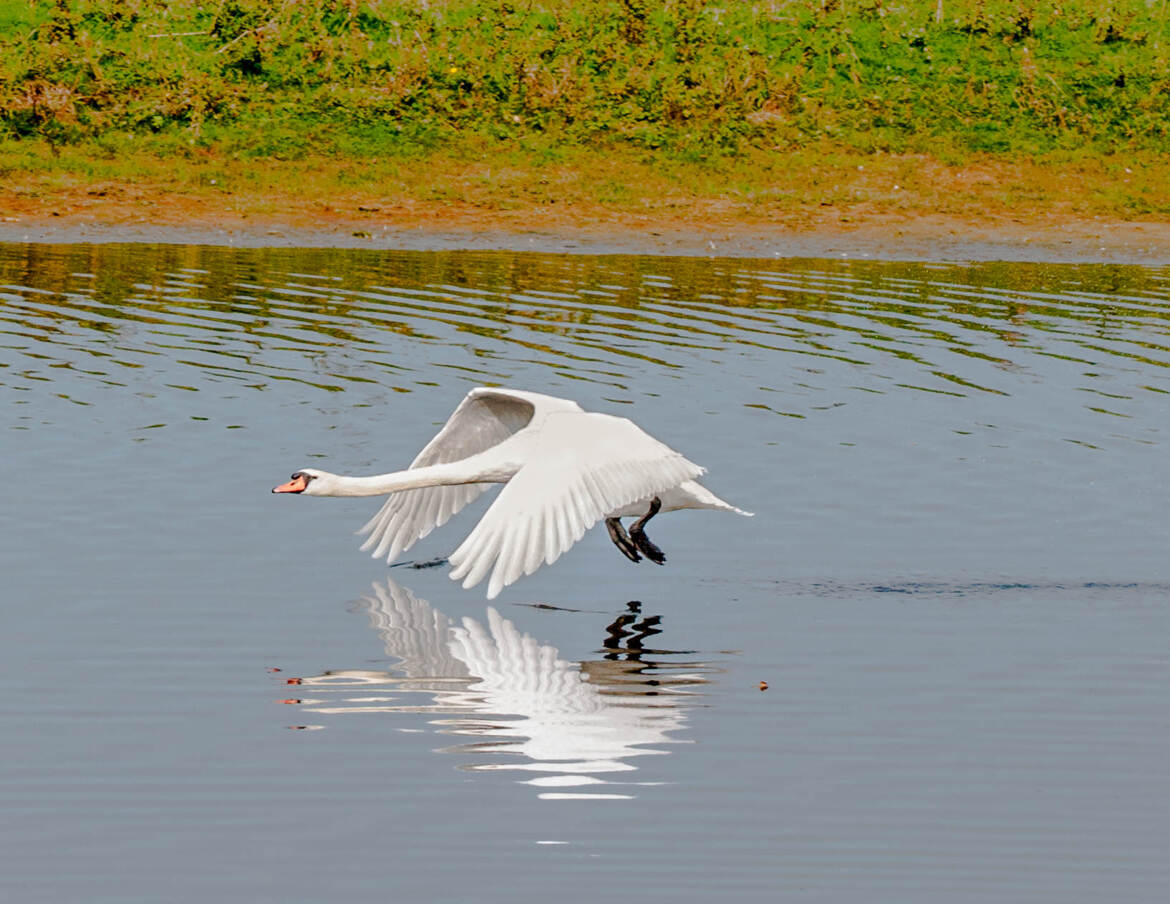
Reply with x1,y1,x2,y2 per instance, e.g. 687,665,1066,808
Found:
273,387,751,598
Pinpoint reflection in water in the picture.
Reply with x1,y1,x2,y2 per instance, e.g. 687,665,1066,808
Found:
291,579,713,800
3,244,1170,451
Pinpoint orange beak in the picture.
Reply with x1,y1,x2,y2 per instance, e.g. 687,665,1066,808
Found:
272,474,308,494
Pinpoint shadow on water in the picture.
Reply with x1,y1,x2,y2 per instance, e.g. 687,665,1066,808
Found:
283,578,718,801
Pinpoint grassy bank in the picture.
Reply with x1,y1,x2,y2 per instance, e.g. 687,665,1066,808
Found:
3,1,1169,156
1,1,1169,221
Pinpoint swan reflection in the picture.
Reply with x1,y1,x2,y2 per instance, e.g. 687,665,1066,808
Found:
291,579,714,800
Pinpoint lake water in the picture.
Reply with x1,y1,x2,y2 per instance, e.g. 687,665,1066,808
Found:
2,243,1168,902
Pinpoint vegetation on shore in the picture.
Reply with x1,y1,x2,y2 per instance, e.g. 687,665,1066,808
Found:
1,1,1168,218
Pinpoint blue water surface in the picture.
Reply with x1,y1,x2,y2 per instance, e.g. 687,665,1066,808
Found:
2,244,1168,902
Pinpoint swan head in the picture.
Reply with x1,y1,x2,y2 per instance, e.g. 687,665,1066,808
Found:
272,468,334,496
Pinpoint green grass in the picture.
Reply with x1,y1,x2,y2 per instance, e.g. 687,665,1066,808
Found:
1,0,1168,166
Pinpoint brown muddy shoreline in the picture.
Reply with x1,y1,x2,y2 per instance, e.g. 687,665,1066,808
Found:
2,188,1169,263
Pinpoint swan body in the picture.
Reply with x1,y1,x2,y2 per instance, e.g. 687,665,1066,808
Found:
274,387,750,598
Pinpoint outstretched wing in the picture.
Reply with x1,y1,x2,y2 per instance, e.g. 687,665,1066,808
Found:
447,412,705,599
358,387,581,563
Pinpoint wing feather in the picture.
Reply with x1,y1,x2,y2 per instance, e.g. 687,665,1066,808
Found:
358,388,581,563
449,412,705,599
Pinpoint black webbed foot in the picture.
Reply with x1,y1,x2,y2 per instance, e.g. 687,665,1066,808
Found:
606,517,642,563
630,530,666,564
629,496,666,565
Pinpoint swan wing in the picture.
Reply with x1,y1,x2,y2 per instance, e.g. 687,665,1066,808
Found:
359,387,582,562
447,412,705,599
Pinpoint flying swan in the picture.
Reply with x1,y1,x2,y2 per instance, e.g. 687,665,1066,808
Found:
272,387,751,598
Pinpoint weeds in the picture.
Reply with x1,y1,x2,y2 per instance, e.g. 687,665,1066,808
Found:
0,1,1167,163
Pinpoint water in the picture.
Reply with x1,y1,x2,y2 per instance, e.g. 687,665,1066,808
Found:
2,243,1168,902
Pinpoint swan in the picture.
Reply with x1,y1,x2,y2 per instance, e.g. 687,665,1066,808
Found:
273,387,751,598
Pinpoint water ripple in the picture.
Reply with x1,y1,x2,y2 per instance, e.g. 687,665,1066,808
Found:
3,246,1170,451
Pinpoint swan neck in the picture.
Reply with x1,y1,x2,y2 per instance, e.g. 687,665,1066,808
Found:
323,460,508,497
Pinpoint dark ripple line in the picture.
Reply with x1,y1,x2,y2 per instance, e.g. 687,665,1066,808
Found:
802,580,1170,597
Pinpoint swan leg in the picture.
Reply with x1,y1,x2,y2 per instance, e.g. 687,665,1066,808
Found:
606,517,642,563
629,496,666,565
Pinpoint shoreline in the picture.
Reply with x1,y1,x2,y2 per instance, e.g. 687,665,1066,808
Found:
2,188,1169,264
